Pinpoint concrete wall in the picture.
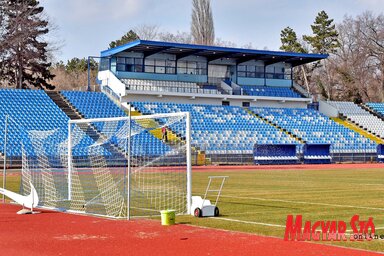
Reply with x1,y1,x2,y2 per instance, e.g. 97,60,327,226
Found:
319,100,339,117
98,70,126,97
121,93,308,109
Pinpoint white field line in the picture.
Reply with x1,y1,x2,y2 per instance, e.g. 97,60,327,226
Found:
221,195,384,211
214,217,285,228
346,227,384,232
213,217,384,236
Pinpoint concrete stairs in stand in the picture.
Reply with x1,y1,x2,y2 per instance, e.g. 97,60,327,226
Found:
130,106,209,165
46,90,127,160
46,91,83,120
245,108,306,144
331,117,384,144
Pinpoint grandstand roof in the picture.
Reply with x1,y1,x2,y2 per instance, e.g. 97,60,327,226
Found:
101,40,327,67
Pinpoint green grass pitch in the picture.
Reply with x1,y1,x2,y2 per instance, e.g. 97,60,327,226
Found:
176,167,384,252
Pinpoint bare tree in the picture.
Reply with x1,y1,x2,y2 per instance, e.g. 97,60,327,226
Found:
321,12,384,102
191,0,215,45
158,31,193,44
134,24,159,40
215,37,237,48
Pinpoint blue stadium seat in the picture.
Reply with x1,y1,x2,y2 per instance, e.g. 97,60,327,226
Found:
61,91,170,156
240,85,302,98
132,101,298,154
249,107,377,153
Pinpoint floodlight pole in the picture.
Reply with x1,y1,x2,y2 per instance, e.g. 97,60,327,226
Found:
2,115,8,203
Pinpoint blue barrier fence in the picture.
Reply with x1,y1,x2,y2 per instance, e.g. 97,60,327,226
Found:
303,144,331,164
378,144,384,163
253,144,298,165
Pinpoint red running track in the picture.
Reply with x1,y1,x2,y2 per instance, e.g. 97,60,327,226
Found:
0,204,382,256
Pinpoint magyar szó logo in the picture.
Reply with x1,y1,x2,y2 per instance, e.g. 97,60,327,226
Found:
284,215,376,241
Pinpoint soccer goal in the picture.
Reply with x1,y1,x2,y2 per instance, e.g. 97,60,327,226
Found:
21,112,192,219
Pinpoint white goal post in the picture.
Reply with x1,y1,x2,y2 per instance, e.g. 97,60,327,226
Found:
22,111,192,220
68,112,192,219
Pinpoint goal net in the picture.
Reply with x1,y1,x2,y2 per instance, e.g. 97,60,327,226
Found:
21,112,191,219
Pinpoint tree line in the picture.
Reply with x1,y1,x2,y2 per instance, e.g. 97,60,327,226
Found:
280,10,384,103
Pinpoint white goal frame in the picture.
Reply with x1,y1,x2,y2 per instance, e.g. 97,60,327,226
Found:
67,112,192,219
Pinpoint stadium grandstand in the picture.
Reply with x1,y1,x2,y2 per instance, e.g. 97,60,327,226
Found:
1,40,383,165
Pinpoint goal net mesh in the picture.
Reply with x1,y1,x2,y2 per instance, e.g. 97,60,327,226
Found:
21,112,190,219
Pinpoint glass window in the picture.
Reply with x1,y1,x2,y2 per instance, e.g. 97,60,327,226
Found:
187,62,197,69
126,64,134,72
177,67,187,74
238,65,246,72
156,59,166,66
126,58,134,64
116,64,126,71
99,58,109,71
255,66,264,73
166,60,176,67
166,67,175,74
135,64,143,73
117,57,125,64
266,66,274,73
238,71,246,77
155,66,165,73
145,59,155,66
196,62,205,69
145,66,154,73
135,58,143,65
178,61,187,68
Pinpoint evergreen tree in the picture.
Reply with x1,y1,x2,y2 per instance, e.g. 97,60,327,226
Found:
65,57,98,73
109,30,140,49
0,0,54,89
303,10,340,54
279,27,306,53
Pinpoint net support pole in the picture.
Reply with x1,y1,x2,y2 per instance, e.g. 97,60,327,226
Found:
2,115,8,203
186,112,192,214
67,122,72,200
127,105,132,220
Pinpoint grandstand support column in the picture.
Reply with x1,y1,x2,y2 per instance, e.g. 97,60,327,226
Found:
2,115,8,203
186,112,192,215
127,105,132,220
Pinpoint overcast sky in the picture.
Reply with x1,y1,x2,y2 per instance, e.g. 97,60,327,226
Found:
40,0,384,62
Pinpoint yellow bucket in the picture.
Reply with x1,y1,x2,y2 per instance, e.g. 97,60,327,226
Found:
160,210,176,225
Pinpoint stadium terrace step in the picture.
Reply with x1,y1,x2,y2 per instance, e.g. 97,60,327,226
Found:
130,103,207,165
48,91,127,160
246,108,305,144
46,91,83,120
76,122,128,160
331,117,384,144
361,104,384,121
